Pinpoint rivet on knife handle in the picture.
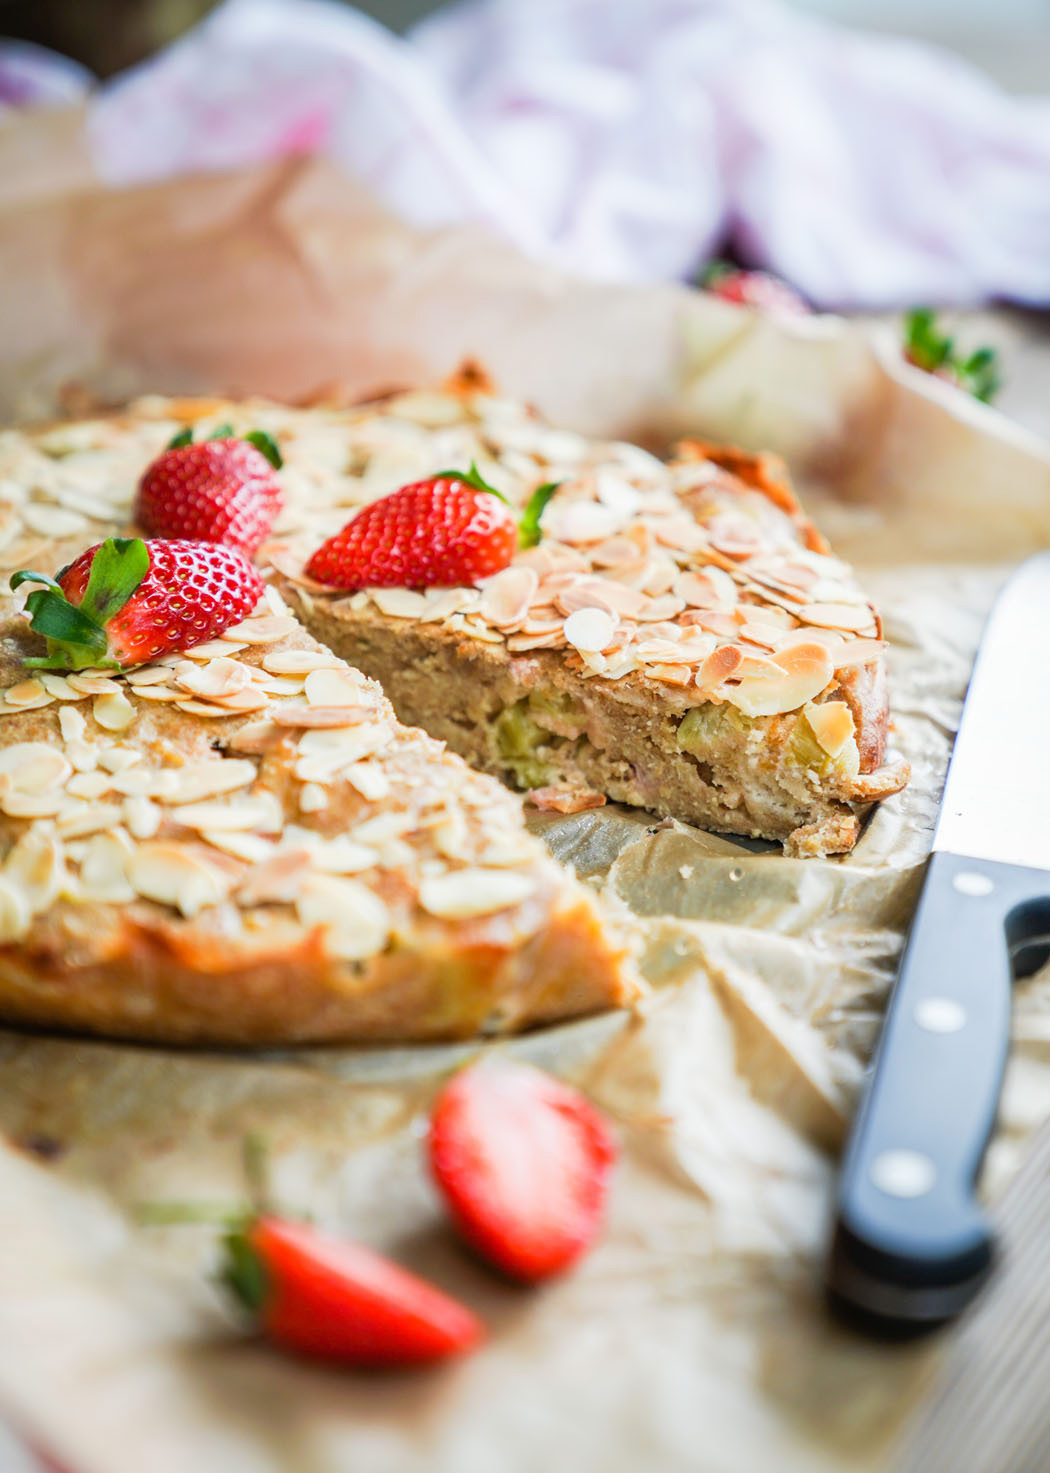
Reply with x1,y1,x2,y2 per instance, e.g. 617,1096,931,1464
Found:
828,850,1050,1330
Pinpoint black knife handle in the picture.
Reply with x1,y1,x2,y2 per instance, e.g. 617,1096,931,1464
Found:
829,850,1050,1330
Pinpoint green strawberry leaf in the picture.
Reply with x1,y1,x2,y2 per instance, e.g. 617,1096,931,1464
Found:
244,430,283,470
904,308,953,372
208,422,235,441
19,588,109,670
957,345,1002,404
78,538,150,627
519,481,561,549
221,1230,269,1317
9,569,63,595
167,427,194,450
434,461,510,505
698,259,736,289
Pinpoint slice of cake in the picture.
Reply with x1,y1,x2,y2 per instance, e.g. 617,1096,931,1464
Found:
0,374,907,860
0,593,635,1044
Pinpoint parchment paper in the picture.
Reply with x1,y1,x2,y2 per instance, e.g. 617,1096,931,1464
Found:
0,105,1049,1473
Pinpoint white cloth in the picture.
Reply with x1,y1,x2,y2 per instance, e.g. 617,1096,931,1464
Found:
16,0,1050,307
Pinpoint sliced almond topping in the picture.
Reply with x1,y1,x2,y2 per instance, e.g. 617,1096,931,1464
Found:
273,704,374,729
77,831,135,903
0,874,31,941
38,673,87,702
727,641,834,718
92,691,136,732
174,657,252,700
4,680,51,709
174,700,241,719
262,650,343,675
370,588,429,620
5,829,64,909
296,875,390,960
59,707,87,743
173,793,282,835
804,700,856,758
126,665,179,686
478,566,539,628
697,644,743,692
96,748,141,775
221,615,298,644
181,639,249,660
298,782,328,813
200,831,276,863
123,795,162,840
798,601,878,635
303,668,367,708
0,743,72,793
298,834,378,875
419,867,537,920
831,637,885,669
343,763,391,801
563,607,617,654
127,842,231,917
66,771,112,800
226,721,281,755
67,674,121,697
0,783,65,818
134,686,182,703
56,801,124,839
236,849,312,905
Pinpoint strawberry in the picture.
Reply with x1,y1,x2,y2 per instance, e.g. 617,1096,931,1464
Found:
304,465,559,590
701,261,809,316
12,536,265,670
222,1215,484,1367
903,308,1001,403
135,427,283,554
428,1058,617,1283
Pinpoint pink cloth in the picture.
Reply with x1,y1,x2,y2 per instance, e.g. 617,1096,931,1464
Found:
17,0,1050,308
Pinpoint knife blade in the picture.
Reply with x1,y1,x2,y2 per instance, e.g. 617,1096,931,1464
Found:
827,552,1050,1331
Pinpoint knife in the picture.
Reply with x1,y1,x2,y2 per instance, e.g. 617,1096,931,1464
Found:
827,552,1050,1331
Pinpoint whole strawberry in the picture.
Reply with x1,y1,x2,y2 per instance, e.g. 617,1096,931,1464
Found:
305,464,547,589
223,1216,484,1367
13,537,265,670
135,428,283,554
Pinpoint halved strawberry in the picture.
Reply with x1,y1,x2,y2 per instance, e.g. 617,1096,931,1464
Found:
12,536,264,670
428,1058,617,1282
304,465,559,590
135,426,283,554
223,1216,484,1367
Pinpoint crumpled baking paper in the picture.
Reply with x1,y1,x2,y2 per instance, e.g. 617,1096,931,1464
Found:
9,0,1050,308
0,107,1048,1473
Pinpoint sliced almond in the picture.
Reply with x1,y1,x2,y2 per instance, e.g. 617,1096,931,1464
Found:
343,762,391,801
96,748,141,775
66,771,113,800
173,793,282,835
0,783,65,818
563,607,617,654
478,566,538,628
298,782,328,813
274,705,374,729
296,875,390,960
303,668,368,708
181,639,249,660
804,700,856,758
0,743,72,793
4,680,52,709
370,588,429,620
0,874,31,941
262,650,343,676
199,831,276,863
174,657,252,700
92,691,136,732
57,802,124,839
123,795,162,840
798,601,878,635
5,829,65,910
236,849,312,905
128,842,230,917
727,641,834,718
77,831,135,903
696,644,743,692
67,674,121,697
831,637,885,669
221,615,297,644
419,867,537,919
38,673,88,702
58,707,87,743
